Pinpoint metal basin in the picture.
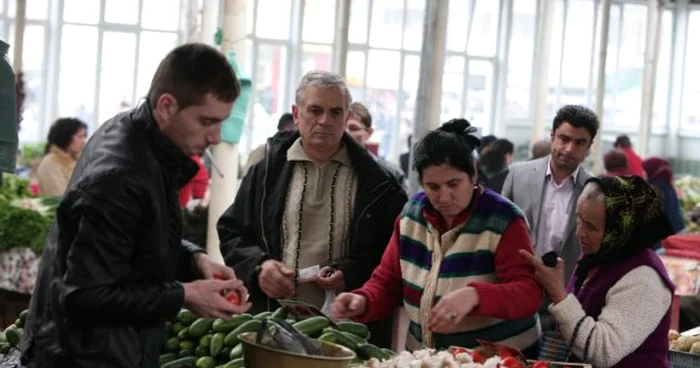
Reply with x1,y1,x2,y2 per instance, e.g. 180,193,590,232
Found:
239,332,357,368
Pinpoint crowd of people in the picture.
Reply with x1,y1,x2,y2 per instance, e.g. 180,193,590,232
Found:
5,42,692,368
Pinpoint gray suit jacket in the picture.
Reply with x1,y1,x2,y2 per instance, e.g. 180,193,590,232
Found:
501,156,591,284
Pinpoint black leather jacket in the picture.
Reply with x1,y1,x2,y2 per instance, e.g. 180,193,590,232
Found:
218,130,408,314
20,103,203,368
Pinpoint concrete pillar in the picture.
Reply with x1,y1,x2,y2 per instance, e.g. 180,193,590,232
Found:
333,0,351,77
592,0,612,175
637,0,663,157
206,0,248,265
12,0,26,71
407,0,449,196
200,0,220,46
529,0,556,144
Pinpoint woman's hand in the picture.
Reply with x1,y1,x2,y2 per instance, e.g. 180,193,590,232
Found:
519,249,567,303
428,286,479,333
331,293,367,320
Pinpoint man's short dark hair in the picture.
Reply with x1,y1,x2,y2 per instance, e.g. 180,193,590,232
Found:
277,113,294,130
614,134,632,148
479,135,497,154
147,43,240,110
349,102,372,129
552,105,599,142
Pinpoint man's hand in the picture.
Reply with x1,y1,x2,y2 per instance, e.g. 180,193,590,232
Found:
258,260,295,298
192,252,236,280
183,279,251,319
315,266,345,292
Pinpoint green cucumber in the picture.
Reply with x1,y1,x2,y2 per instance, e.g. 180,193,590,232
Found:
292,316,330,337
177,309,198,326
159,356,197,368
223,319,261,347
210,332,225,357
188,318,214,338
337,321,370,339
212,314,252,333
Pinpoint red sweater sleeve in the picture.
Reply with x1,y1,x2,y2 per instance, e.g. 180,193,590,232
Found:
469,217,542,319
351,217,404,323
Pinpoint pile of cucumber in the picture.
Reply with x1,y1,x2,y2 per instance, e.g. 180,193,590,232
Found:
0,309,27,355
159,307,394,368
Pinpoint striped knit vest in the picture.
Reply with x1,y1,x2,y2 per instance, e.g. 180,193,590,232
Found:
399,190,539,350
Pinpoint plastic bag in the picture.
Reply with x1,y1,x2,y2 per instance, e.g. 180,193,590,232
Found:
0,347,21,368
255,318,323,357
321,290,335,317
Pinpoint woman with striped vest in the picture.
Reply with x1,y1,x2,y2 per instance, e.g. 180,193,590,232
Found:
332,119,542,356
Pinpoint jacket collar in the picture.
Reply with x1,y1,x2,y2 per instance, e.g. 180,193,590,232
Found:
266,130,401,189
133,101,199,188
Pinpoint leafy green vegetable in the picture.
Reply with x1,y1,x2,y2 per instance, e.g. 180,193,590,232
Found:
0,202,52,253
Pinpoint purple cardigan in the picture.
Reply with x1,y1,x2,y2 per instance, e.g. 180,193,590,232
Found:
567,248,675,367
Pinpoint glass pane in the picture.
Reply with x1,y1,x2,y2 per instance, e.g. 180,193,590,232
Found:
63,0,101,24
611,4,647,126
400,54,420,153
0,0,4,14
446,0,470,52
301,44,332,74
652,10,673,130
369,0,403,49
255,0,292,40
8,25,45,143
251,44,288,149
135,31,178,99
402,0,424,51
560,0,594,103
348,0,369,44
98,32,137,124
8,0,48,20
303,0,335,44
467,0,500,56
346,50,365,101
105,0,139,24
441,56,464,123
465,60,493,129
141,0,181,31
366,49,400,157
603,4,621,125
58,25,98,126
547,0,565,117
505,0,536,120
682,11,700,127
0,21,4,40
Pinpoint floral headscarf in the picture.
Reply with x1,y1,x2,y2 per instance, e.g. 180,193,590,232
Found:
573,175,674,292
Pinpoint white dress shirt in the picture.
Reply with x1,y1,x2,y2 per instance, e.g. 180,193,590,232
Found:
534,158,581,257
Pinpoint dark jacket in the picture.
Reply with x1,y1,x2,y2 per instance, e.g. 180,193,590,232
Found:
20,103,203,368
218,130,408,313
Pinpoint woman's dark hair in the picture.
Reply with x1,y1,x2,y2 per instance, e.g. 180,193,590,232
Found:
479,139,514,174
604,149,629,172
413,118,481,180
45,118,88,154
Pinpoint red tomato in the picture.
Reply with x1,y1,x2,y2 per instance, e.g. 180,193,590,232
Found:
531,362,549,368
498,349,519,359
500,357,525,368
452,348,468,356
471,350,488,364
226,292,241,305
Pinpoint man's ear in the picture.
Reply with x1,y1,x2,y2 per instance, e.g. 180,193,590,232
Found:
367,127,374,138
292,105,300,126
154,93,179,124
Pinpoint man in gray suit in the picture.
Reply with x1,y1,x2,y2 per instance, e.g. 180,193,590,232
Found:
502,105,599,331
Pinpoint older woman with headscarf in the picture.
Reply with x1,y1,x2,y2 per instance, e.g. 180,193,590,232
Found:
521,175,675,367
643,157,686,234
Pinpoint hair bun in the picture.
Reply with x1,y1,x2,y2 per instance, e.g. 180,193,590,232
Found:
439,118,481,148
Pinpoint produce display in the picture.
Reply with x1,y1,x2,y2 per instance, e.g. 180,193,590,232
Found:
676,175,700,233
355,347,556,368
669,329,700,354
158,307,388,368
0,309,27,355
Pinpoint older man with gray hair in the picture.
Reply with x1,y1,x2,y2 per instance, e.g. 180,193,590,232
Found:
218,70,407,347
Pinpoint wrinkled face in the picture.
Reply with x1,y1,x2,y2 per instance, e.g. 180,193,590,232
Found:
156,93,233,156
575,199,606,255
346,117,372,146
292,86,348,151
67,128,87,157
550,122,592,173
421,164,476,220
